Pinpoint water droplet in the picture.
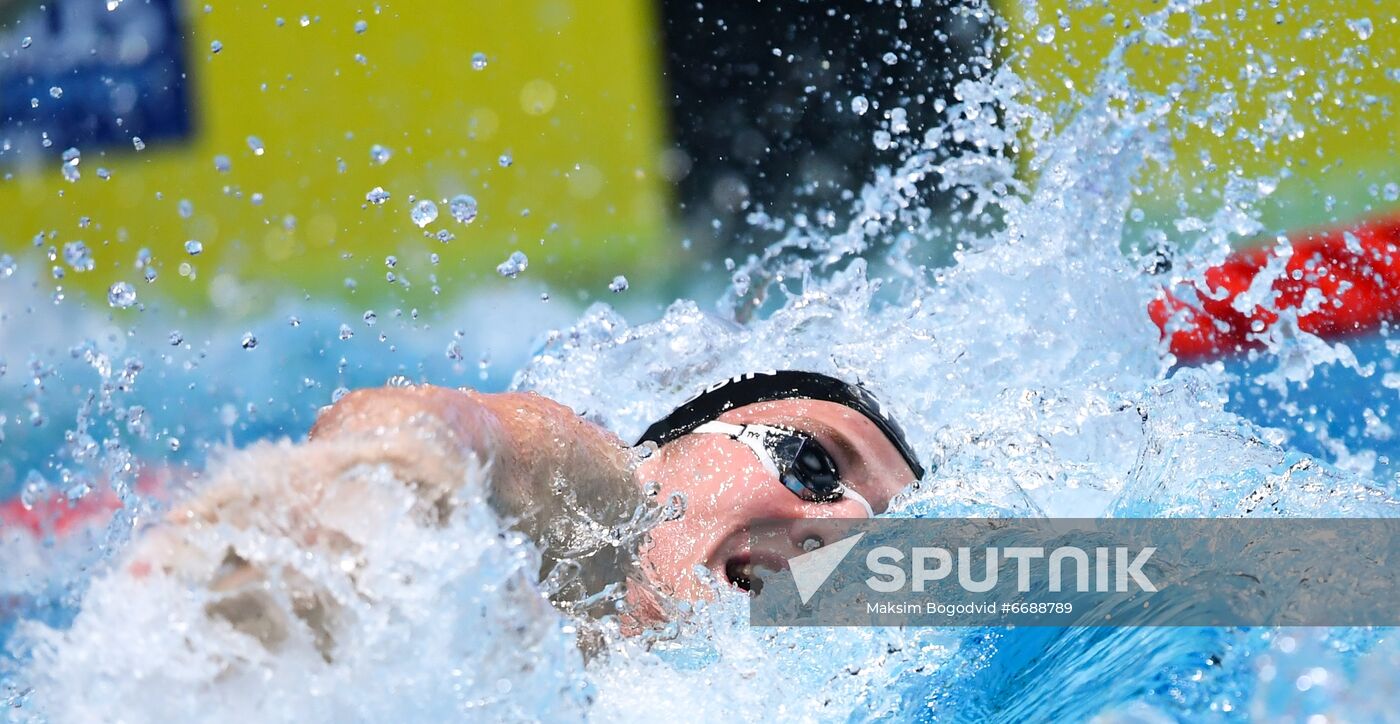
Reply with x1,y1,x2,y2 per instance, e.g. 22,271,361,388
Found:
299,15,311,27
246,135,265,155
370,144,391,165
331,386,350,403
213,154,232,173
410,199,439,227
363,310,377,326
385,255,397,268
851,95,869,116
0,255,16,278
96,167,111,180
63,241,94,271
365,186,390,205
106,0,122,10
20,36,31,49
168,330,183,346
471,52,488,70
251,192,264,205
608,275,629,293
61,147,80,163
1347,17,1373,40
1037,24,1057,44
184,240,203,255
107,281,137,308
288,315,301,327
132,136,145,151
498,152,513,168
448,194,478,224
178,199,194,218
144,267,157,282
339,324,354,340
354,19,368,34
49,86,62,99
167,436,181,451
240,332,258,349
445,340,463,360
210,39,223,53
495,250,528,278
881,51,898,65
873,130,893,150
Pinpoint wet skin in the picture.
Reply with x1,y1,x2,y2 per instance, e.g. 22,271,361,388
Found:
133,386,918,619
633,398,919,600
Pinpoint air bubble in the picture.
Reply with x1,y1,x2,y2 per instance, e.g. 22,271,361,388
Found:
210,40,223,53
370,144,392,165
184,240,204,255
471,52,488,70
498,152,513,168
240,332,258,349
354,19,368,34
366,186,391,205
609,275,629,293
851,95,870,116
246,135,265,155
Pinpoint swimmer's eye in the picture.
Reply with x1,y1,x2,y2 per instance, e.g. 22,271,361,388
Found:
689,420,874,515
770,431,843,502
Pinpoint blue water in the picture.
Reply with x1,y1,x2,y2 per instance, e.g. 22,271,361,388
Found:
3,0,1399,717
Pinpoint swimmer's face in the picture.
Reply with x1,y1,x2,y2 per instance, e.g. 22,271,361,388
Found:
633,398,917,601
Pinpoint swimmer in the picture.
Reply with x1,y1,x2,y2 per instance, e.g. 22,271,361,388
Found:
128,371,923,645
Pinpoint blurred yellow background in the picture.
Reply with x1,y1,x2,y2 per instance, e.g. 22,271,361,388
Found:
4,0,1396,314
2,0,670,313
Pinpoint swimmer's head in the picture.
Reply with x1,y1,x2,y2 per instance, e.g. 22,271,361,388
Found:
632,371,924,600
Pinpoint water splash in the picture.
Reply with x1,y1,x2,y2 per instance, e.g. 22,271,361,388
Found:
3,0,1398,720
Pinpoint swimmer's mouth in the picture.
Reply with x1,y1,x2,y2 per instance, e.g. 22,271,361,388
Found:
723,552,786,595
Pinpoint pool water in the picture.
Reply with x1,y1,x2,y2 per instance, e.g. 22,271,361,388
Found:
3,1,1399,721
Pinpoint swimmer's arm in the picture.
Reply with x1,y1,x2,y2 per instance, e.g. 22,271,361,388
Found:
135,385,639,574
125,385,640,653
308,385,641,542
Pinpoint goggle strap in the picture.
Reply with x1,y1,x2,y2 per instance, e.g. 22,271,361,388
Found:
692,421,781,479
839,485,874,518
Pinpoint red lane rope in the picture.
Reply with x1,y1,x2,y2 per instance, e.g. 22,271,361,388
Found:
1150,214,1400,363
0,469,169,538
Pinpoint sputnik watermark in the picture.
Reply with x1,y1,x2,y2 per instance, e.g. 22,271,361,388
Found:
864,544,1157,594
751,518,1400,627
787,535,1157,605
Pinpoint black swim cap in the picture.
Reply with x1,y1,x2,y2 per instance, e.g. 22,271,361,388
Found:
636,370,925,481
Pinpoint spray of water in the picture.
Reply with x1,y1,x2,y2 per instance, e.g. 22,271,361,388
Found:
4,0,1398,721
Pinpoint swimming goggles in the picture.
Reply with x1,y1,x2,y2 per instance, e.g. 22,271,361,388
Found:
691,420,875,517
